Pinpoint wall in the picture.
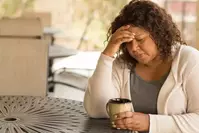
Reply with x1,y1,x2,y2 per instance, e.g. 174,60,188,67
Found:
34,0,76,48
197,0,199,50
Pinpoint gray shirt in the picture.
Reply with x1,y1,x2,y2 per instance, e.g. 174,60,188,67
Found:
130,69,169,133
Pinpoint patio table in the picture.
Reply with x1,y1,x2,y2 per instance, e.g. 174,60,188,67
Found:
0,96,131,133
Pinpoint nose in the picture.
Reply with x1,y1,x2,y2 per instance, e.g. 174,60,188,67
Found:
131,40,139,52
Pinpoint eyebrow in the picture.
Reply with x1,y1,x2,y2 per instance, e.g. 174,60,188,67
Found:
135,34,145,38
135,33,149,38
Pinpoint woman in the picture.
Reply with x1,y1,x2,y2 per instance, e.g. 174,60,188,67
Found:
84,0,199,133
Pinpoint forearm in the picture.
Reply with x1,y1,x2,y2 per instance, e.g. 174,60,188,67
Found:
149,113,199,133
84,54,120,118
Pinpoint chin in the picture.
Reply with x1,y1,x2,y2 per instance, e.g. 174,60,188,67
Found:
137,58,150,65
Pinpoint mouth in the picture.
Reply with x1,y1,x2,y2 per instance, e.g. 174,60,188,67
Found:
128,50,144,59
134,54,144,58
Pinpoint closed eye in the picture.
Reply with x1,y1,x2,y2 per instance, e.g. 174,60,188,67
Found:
136,38,144,44
136,39,143,41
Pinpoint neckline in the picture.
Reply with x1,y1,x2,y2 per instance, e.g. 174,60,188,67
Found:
132,68,170,84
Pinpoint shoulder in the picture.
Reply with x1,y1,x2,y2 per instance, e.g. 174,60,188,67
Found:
179,45,199,59
112,57,130,83
176,45,199,66
113,57,129,72
172,45,199,78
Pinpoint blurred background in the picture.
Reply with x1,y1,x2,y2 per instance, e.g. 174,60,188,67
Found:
0,0,198,101
0,0,197,49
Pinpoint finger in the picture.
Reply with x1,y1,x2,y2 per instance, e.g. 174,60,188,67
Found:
115,111,134,119
117,28,136,36
125,120,140,131
118,25,131,31
127,126,140,131
125,121,138,128
113,120,127,130
115,30,135,37
114,117,137,130
114,119,124,125
123,123,138,131
116,124,127,130
116,33,135,40
124,117,134,125
114,117,136,126
114,37,133,45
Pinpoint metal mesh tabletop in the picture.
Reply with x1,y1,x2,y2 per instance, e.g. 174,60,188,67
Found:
0,96,131,133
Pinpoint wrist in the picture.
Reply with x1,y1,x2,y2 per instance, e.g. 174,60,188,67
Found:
102,49,115,58
145,114,150,131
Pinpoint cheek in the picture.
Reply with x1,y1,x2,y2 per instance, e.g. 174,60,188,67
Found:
126,41,158,60
141,46,152,56
141,43,158,57
126,44,134,56
126,44,130,52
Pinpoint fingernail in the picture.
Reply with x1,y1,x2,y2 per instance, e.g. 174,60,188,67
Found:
112,124,116,128
117,128,120,130
114,115,117,118
112,122,115,125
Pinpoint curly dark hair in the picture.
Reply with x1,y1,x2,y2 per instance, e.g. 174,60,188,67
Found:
106,0,186,69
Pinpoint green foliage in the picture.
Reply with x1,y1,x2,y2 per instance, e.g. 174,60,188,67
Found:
0,0,35,18
73,0,129,30
72,0,130,50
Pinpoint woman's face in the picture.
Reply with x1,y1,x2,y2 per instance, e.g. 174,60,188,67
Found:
126,26,159,65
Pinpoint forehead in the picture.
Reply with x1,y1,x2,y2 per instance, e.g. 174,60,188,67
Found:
129,26,148,35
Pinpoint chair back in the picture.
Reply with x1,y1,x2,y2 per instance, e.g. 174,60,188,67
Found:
0,18,48,96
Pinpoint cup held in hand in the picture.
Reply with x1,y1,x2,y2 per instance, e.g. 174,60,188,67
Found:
106,98,133,123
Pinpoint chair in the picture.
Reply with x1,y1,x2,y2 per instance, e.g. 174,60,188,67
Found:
22,12,54,45
22,12,52,27
0,17,43,37
0,18,48,96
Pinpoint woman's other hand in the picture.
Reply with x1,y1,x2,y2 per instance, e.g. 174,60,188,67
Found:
103,25,135,57
113,111,150,132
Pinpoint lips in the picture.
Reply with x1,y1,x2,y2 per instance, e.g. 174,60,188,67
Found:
135,54,144,58
128,51,144,59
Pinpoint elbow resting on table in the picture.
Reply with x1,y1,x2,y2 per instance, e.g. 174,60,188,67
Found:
84,104,108,118
84,108,104,118
83,97,108,118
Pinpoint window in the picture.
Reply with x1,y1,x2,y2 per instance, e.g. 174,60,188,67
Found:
164,0,197,47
